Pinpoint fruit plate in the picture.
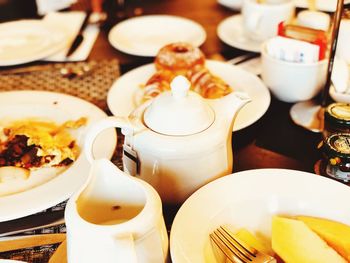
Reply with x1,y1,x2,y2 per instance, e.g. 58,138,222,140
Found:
170,168,350,262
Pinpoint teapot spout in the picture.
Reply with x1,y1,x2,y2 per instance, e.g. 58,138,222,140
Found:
209,91,251,131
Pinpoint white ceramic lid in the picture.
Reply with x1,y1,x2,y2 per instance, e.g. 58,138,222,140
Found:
143,75,215,136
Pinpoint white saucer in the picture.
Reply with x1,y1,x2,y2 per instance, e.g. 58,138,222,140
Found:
294,0,350,12
289,100,322,132
108,15,207,57
217,0,350,11
217,15,262,53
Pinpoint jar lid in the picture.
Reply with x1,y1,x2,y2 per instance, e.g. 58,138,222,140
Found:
325,103,350,128
322,133,350,159
143,75,214,136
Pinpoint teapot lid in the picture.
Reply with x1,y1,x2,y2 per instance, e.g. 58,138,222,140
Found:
143,75,215,136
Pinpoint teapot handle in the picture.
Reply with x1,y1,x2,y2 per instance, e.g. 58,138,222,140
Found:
84,116,133,164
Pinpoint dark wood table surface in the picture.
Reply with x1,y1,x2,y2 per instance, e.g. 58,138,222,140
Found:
0,0,340,259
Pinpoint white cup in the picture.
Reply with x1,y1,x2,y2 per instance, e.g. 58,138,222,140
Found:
261,42,327,103
337,19,350,64
242,0,295,42
297,10,330,31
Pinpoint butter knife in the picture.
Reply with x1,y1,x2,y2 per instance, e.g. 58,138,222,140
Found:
0,210,64,237
66,12,91,58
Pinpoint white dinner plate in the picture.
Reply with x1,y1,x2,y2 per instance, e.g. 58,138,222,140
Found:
108,15,207,57
170,168,350,263
0,91,116,222
217,15,262,53
0,20,68,66
218,0,350,11
107,60,270,132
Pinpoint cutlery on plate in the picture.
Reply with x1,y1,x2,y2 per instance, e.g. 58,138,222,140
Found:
0,210,64,237
227,54,262,76
0,233,65,252
66,11,91,58
210,226,276,263
227,53,260,65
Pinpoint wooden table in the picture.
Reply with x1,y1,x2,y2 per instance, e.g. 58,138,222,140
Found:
0,0,337,260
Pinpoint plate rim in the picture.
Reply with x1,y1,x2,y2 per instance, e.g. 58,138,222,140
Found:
108,14,207,57
0,19,68,66
217,14,262,53
169,168,350,263
107,59,271,132
0,90,116,222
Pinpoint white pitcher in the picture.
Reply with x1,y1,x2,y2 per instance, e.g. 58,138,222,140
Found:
64,158,168,263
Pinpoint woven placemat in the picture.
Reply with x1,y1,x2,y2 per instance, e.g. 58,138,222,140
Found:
0,59,120,111
0,59,122,262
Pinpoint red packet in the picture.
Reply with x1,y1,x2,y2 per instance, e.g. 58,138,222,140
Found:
277,22,328,60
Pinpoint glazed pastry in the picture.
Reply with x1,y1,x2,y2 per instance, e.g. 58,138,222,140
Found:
154,42,205,74
186,65,232,99
140,70,175,102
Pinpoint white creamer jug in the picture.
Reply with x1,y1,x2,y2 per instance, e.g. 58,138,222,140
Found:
64,158,168,263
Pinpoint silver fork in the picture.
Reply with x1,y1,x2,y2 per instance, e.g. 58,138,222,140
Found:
210,226,276,263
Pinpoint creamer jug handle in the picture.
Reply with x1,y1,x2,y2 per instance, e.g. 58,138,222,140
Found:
84,116,133,164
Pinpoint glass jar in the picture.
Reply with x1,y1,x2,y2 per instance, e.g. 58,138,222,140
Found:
323,102,350,137
320,133,350,182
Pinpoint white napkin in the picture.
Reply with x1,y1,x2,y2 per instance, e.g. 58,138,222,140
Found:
42,11,99,62
332,58,349,94
36,0,77,15
266,36,320,64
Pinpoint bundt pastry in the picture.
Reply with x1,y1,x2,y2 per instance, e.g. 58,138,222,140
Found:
186,65,232,99
154,42,205,74
138,42,233,104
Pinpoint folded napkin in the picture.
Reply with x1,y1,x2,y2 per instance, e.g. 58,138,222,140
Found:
332,58,349,94
43,11,99,62
36,0,77,15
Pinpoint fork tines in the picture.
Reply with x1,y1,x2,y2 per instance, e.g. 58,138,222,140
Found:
210,226,256,263
210,226,276,263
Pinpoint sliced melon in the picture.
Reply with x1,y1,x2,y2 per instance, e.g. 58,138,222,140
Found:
297,216,350,262
272,216,346,263
235,228,274,256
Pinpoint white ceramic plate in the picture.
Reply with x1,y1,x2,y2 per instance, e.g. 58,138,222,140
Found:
170,168,350,263
217,15,262,53
107,60,270,132
294,0,350,12
0,20,68,66
218,0,350,11
0,91,116,221
108,15,207,57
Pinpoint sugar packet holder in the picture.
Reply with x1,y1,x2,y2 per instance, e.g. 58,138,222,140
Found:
277,22,328,61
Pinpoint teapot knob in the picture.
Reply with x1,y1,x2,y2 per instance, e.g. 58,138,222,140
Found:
171,75,191,99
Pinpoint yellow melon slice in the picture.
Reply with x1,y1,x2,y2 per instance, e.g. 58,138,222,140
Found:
297,216,350,262
272,216,346,263
235,228,274,256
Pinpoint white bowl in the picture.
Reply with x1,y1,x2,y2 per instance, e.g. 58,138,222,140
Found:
261,43,327,103
170,168,350,263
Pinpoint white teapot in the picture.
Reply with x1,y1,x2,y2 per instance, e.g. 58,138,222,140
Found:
84,76,250,203
65,158,168,263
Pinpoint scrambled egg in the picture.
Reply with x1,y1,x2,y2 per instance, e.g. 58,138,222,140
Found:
0,117,87,168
